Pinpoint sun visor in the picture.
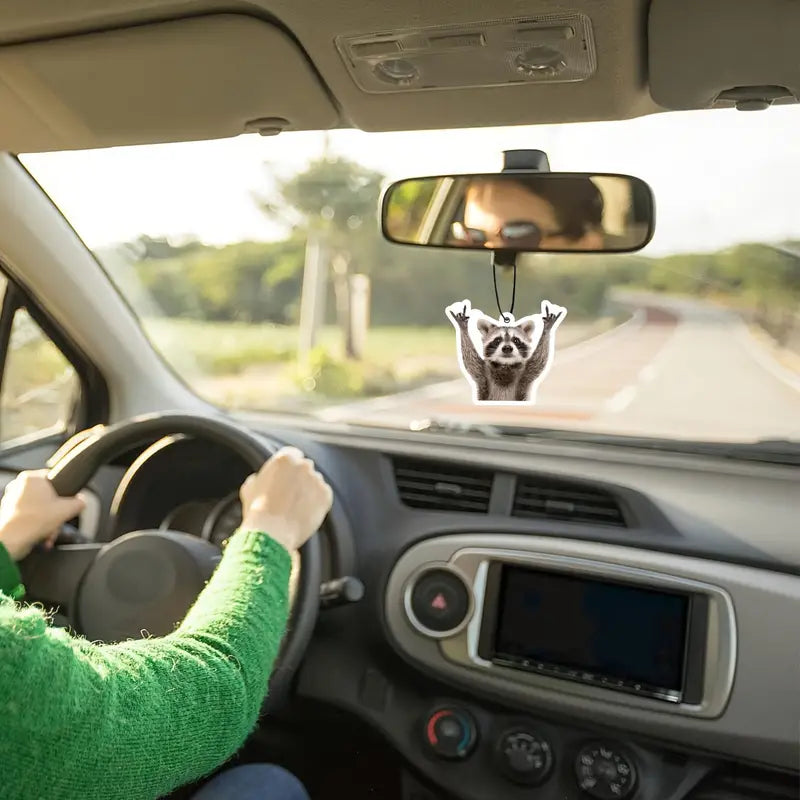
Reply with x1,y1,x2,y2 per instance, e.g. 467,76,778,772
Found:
0,14,339,153
649,0,800,110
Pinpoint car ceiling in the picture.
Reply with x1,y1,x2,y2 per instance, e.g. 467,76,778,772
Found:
0,0,797,152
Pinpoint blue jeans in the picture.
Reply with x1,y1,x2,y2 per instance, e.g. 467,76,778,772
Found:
190,764,310,800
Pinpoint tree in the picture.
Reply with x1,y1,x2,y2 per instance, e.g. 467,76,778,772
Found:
131,235,205,260
258,156,386,358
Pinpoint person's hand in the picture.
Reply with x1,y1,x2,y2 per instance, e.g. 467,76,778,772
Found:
0,470,86,560
239,447,333,554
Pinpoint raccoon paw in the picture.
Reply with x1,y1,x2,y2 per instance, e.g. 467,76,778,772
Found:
447,300,471,328
541,303,564,329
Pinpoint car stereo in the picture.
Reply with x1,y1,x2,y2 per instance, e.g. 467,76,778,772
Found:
476,562,707,704
392,538,736,719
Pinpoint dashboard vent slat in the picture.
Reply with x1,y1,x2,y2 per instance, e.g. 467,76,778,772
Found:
393,458,493,513
513,475,627,527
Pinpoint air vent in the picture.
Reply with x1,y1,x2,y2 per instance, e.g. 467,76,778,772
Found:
512,475,627,526
393,458,493,512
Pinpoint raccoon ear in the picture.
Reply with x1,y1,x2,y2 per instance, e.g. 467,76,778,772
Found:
476,318,493,336
519,320,536,338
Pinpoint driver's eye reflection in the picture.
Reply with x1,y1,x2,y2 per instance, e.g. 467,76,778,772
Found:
451,220,545,248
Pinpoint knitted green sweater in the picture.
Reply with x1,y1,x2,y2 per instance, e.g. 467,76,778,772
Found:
0,529,292,800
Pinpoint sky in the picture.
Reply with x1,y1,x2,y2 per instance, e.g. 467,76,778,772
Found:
19,104,800,258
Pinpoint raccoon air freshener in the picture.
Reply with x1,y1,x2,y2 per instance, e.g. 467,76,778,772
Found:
445,298,566,404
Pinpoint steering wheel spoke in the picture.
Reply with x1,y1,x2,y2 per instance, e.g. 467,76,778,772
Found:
19,543,101,612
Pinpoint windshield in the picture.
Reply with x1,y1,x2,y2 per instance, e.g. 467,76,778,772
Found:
20,108,800,447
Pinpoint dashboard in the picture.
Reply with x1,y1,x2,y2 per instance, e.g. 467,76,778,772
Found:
157,492,242,547
88,421,799,800
107,433,337,583
109,435,252,543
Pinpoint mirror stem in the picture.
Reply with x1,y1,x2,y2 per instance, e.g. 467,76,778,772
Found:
501,149,551,173
491,249,517,269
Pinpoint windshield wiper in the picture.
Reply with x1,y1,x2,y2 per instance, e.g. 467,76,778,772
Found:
409,418,800,465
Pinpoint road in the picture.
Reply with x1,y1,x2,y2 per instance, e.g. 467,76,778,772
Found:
317,296,800,441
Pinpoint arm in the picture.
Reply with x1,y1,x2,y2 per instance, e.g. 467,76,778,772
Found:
448,303,484,384
0,531,290,800
516,306,563,400
0,450,332,800
0,543,24,600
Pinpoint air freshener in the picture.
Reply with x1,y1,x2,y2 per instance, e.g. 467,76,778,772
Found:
445,298,566,404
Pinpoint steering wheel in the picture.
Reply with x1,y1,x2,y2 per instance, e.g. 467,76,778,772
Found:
18,412,322,708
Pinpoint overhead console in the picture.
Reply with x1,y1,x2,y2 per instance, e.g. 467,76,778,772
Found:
385,533,800,770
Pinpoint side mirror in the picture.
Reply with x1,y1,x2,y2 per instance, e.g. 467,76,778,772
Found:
381,172,655,254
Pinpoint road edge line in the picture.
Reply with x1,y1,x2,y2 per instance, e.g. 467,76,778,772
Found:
736,321,800,394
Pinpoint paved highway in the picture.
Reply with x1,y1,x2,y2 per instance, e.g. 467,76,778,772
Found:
318,297,800,442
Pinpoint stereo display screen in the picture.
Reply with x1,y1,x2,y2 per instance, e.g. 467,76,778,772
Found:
491,565,690,697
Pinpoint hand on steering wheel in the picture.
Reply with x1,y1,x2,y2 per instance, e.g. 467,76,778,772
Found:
0,471,86,560
240,447,332,554
17,413,325,710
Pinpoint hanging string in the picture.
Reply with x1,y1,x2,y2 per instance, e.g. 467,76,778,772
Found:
493,259,517,323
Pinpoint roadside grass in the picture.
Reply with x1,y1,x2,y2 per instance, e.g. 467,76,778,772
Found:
144,316,617,408
144,319,456,375
1,333,77,441
0,315,623,434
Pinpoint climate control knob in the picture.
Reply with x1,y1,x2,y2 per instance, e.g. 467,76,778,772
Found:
422,706,478,760
495,727,553,785
575,743,636,799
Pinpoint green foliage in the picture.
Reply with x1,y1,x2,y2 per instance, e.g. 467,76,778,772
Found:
135,238,305,323
292,346,396,398
200,345,294,376
128,233,800,330
628,244,800,310
1,311,77,440
384,178,438,240
261,156,385,243
113,155,799,348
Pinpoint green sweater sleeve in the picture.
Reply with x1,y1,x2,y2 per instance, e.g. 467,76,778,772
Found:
0,542,25,600
0,529,292,800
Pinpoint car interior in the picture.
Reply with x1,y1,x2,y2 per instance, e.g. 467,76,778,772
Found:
0,1,798,799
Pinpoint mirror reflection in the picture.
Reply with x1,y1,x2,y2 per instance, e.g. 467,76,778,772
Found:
382,173,654,253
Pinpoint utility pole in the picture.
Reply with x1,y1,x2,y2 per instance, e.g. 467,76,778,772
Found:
297,230,328,357
349,273,371,360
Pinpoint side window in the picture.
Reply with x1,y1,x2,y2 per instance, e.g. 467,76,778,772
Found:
0,298,80,446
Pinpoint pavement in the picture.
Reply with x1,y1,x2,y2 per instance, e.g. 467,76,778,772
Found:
317,295,800,442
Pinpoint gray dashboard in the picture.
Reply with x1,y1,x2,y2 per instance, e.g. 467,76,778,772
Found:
385,533,800,768
256,419,800,797
7,419,797,799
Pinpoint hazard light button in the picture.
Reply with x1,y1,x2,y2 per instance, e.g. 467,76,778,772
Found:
408,568,471,635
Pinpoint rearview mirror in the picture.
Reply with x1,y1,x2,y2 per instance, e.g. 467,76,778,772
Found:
381,172,655,253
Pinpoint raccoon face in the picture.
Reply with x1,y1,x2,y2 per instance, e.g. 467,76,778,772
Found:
477,318,536,367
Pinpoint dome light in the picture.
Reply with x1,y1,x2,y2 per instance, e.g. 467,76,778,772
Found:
514,45,567,78
374,58,419,85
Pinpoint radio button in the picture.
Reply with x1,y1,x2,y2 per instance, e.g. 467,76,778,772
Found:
495,727,553,785
408,568,471,635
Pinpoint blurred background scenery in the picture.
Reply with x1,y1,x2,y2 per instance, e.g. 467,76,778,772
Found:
13,108,800,443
